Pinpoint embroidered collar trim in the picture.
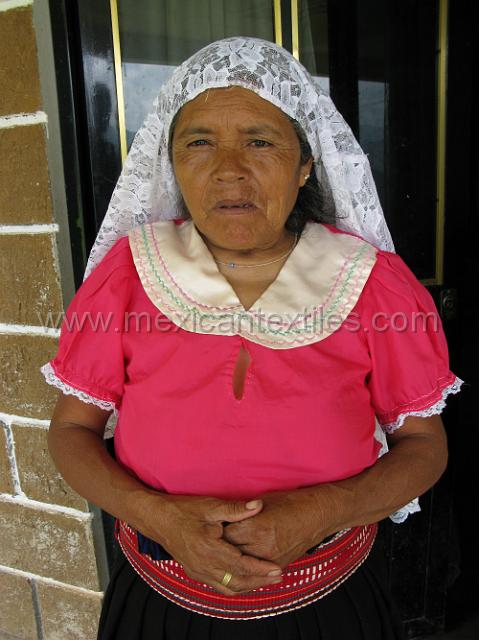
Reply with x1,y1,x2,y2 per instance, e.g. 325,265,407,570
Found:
128,219,378,349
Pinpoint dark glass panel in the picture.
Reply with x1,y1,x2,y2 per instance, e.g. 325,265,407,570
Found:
300,0,438,279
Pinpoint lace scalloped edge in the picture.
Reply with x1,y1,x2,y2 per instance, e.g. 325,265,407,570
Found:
381,376,465,435
40,362,118,417
389,498,421,524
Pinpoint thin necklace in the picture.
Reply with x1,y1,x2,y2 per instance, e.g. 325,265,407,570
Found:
213,233,299,268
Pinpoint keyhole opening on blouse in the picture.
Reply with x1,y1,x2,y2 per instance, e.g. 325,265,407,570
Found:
232,345,251,400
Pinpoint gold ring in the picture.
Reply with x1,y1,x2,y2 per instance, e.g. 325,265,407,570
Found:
221,571,233,587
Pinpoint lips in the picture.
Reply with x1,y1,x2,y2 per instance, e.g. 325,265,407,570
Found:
214,199,256,210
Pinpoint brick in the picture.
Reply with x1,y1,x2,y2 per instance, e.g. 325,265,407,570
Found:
0,334,60,419
0,7,42,116
0,569,37,639
37,582,103,640
12,424,88,511
0,499,100,590
0,423,13,494
0,234,63,326
0,124,52,224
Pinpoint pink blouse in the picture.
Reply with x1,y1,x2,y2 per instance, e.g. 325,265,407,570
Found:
41,220,463,509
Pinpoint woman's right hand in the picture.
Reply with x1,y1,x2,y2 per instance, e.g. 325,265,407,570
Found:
136,492,284,595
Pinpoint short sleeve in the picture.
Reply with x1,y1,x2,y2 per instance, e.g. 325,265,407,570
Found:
359,250,465,434
40,236,135,415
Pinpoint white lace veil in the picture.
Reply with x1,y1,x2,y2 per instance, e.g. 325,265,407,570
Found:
84,36,395,280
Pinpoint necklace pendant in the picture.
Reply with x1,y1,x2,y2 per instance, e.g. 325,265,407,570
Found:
228,262,236,268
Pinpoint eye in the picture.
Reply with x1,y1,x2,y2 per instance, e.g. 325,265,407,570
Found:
249,139,272,148
188,139,211,147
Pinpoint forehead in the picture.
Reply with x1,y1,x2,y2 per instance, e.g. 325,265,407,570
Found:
174,86,291,129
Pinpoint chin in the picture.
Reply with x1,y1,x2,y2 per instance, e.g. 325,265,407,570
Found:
203,214,260,240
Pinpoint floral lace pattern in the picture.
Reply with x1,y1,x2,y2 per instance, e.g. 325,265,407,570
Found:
84,36,394,280
40,362,118,417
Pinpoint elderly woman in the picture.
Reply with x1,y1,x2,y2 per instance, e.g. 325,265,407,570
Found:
41,37,464,639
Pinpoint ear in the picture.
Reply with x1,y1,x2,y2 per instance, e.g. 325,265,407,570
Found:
298,157,314,187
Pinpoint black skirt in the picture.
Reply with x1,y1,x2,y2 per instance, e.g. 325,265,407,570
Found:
97,533,406,640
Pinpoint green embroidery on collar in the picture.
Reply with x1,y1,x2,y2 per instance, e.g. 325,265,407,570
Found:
135,223,374,338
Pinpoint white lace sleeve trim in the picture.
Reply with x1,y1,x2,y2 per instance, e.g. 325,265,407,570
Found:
40,362,118,417
381,376,465,435
389,498,422,523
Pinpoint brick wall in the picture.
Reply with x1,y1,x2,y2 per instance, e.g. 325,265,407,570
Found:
0,1,104,638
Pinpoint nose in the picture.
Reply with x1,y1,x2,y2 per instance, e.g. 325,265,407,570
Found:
212,148,248,183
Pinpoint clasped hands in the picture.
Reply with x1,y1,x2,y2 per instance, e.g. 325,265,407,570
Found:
143,487,333,596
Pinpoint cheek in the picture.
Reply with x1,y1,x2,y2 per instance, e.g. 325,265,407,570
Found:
174,158,208,199
258,149,301,177
258,159,301,198
175,173,218,219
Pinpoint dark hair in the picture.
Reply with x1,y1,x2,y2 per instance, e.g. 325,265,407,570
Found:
284,116,335,236
167,108,336,237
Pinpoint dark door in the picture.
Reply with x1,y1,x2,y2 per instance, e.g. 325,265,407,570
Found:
49,1,472,636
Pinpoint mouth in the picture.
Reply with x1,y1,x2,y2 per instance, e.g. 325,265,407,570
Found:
213,200,257,214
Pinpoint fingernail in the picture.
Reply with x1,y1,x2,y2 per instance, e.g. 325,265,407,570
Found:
268,569,282,576
246,500,261,510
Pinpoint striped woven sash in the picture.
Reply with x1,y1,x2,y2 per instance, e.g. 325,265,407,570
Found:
114,518,377,620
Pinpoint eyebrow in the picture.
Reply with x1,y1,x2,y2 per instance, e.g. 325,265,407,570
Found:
176,124,283,138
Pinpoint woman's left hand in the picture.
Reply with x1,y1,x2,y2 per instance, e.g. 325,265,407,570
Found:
222,487,333,570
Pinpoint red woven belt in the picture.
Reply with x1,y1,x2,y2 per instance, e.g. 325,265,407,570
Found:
114,518,377,620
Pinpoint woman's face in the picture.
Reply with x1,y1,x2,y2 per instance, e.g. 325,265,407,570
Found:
171,86,313,250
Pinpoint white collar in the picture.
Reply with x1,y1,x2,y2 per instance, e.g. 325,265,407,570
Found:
129,219,377,349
